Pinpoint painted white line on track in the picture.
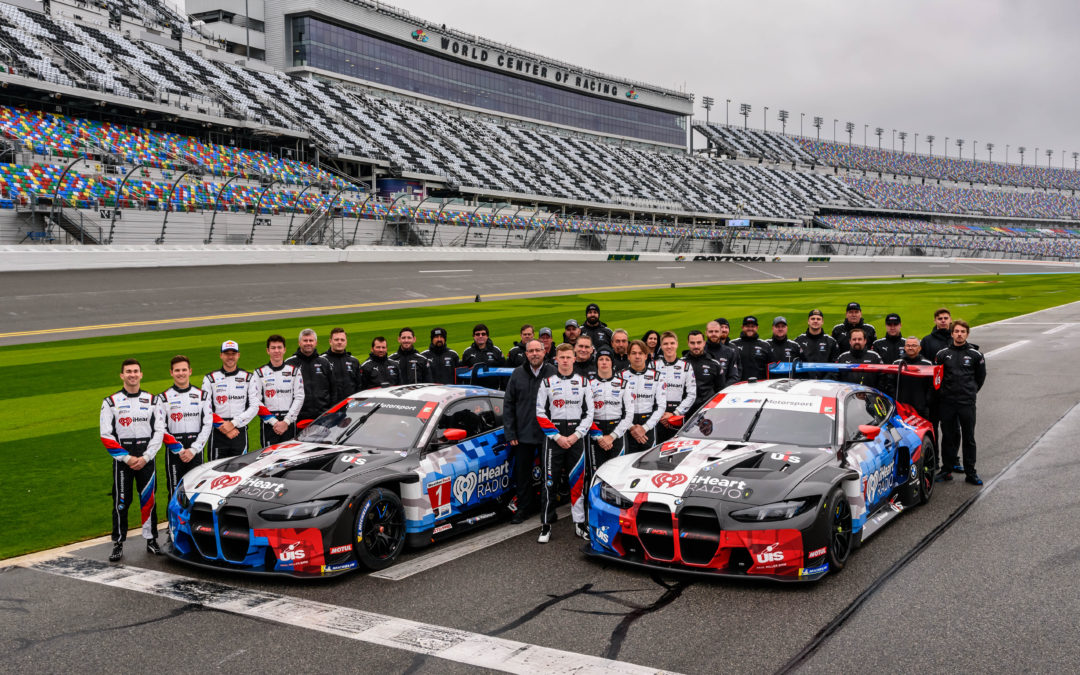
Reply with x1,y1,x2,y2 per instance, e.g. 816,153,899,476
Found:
655,266,685,269
30,557,676,675
733,262,785,279
1043,323,1072,335
983,340,1030,359
418,269,472,273
804,265,830,268
372,506,570,581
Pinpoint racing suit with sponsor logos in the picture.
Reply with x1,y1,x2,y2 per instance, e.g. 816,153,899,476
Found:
156,385,212,501
421,344,460,385
251,362,305,447
588,374,634,465
654,357,696,443
535,372,594,526
100,389,164,543
621,366,668,454
202,369,259,461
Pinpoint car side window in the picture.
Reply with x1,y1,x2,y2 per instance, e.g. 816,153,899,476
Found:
844,392,878,439
437,398,495,440
488,396,504,428
871,394,892,425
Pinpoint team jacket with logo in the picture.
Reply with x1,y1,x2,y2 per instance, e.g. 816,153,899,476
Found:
535,372,595,439
100,389,164,461
795,331,840,363
654,357,697,415
202,368,259,427
935,343,986,405
252,362,305,422
621,367,667,429
156,385,213,452
588,375,634,438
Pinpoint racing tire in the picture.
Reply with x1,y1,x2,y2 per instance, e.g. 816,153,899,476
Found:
354,488,406,571
824,486,853,574
917,436,936,505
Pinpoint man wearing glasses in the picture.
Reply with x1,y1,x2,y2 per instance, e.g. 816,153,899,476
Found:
461,323,506,368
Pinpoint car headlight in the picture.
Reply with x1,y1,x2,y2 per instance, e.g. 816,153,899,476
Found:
260,498,343,521
598,479,634,509
730,498,814,522
175,482,190,509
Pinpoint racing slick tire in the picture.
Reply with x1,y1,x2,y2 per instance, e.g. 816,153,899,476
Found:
354,488,406,571
824,486,854,574
917,436,936,505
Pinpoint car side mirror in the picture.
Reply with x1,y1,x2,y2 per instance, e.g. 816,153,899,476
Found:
856,424,881,441
441,428,468,443
667,415,684,427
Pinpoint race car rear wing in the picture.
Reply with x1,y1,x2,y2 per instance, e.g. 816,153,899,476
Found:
768,360,943,391
454,365,516,383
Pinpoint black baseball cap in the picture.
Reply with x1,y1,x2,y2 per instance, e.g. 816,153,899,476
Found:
808,309,824,318
715,317,729,326
431,327,447,338
596,347,614,361
846,302,861,311
742,315,758,326
885,313,902,325
585,303,600,314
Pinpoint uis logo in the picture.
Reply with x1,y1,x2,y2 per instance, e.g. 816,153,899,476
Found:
412,29,429,42
626,88,639,100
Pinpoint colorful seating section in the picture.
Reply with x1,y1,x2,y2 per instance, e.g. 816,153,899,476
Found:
817,215,1080,239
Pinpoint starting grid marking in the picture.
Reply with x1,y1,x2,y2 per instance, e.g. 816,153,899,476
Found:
29,556,676,675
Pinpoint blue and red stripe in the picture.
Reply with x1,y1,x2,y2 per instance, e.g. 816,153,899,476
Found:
536,416,558,438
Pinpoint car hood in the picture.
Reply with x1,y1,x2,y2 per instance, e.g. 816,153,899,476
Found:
180,441,411,506
597,437,835,505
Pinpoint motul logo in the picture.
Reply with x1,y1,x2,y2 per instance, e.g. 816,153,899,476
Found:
651,472,687,488
266,389,276,398
210,474,241,490
552,399,565,408
171,412,183,422
119,417,132,426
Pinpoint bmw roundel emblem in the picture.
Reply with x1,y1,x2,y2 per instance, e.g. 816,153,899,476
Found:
218,498,225,506
674,499,683,505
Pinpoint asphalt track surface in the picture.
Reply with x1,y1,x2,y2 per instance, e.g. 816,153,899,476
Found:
0,258,1066,344
2,265,1080,674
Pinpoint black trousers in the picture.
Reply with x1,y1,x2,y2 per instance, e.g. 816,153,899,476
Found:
260,417,296,448
510,441,540,515
656,410,680,444
112,458,157,543
208,426,248,461
593,419,626,466
625,413,657,454
940,401,977,474
164,432,203,502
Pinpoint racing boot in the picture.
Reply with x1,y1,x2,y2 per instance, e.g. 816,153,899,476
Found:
109,543,123,562
146,539,162,556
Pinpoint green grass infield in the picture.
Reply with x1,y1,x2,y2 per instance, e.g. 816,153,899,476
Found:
1,272,1078,559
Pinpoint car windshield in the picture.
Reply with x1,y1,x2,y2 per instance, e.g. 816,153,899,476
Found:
297,398,429,449
681,405,834,446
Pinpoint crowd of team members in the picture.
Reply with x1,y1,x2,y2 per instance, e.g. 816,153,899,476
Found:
98,301,986,557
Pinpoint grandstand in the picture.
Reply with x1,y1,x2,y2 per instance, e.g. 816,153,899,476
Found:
0,0,1078,260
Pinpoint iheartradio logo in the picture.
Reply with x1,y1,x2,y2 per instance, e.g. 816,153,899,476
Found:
210,474,241,490
552,399,565,408
651,472,687,489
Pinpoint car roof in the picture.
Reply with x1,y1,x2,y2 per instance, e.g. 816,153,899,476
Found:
348,383,499,405
723,378,875,398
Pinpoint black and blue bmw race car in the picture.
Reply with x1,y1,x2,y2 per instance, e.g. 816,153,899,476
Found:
167,378,527,577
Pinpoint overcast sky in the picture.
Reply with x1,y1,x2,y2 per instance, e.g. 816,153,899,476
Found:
393,0,1080,166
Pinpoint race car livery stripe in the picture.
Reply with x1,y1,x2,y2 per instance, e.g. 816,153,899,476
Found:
703,393,726,409
537,416,559,437
296,419,314,429
324,398,351,415
163,433,183,453
417,401,438,421
257,406,277,424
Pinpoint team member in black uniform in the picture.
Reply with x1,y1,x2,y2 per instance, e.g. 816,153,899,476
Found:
654,331,696,443
767,316,802,364
589,347,634,465
935,320,987,485
422,327,459,385
323,328,362,398
684,330,725,414
535,344,594,543
573,335,598,379
252,335,305,446
835,327,883,388
286,329,336,429
157,355,212,502
203,340,259,461
920,308,953,446
581,303,613,349
795,309,840,373
623,340,667,454
100,358,165,561
610,329,631,372
506,324,535,368
537,327,557,363
889,338,934,419
461,323,506,367
360,336,401,389
832,302,878,354
562,319,582,348
730,316,773,381
873,313,905,365
705,320,741,382
390,327,432,384
502,339,555,523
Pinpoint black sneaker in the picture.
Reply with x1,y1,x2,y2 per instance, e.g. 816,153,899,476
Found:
951,465,964,474
510,512,525,525
965,473,983,486
146,540,162,556
574,523,590,541
537,525,551,544
108,543,123,562
935,470,953,482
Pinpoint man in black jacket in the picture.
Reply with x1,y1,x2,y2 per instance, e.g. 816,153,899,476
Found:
581,303,613,349
537,327,557,363
767,316,802,364
360,336,401,390
934,320,987,485
730,316,773,380
705,320,740,382
610,329,631,372
422,327,459,385
684,330,725,413
286,329,337,427
889,337,933,419
573,335,597,379
835,327,883,388
796,309,840,371
390,327,431,384
873,313,905,365
323,327,362,398
832,302,877,353
502,340,555,523
920,308,953,449
461,323,506,367
506,324,535,368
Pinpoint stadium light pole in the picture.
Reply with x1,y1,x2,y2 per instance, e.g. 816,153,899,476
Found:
832,118,838,142
956,138,964,161
702,96,715,125
1018,146,1026,166
898,131,907,153
892,129,896,151
739,103,751,130
778,109,789,135
812,116,823,140
844,121,854,145
725,99,731,125
972,140,976,161
1073,151,1078,171
875,127,883,149
986,142,994,164
926,135,935,156
1035,147,1039,167
763,106,768,131
944,136,949,158
914,133,919,155
1046,148,1053,168
800,112,805,137
1006,144,1010,164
